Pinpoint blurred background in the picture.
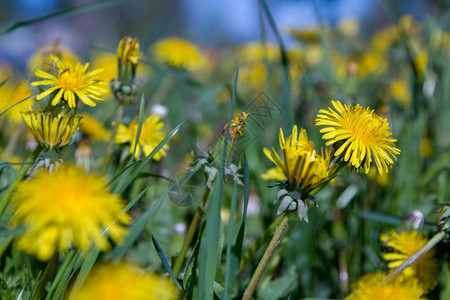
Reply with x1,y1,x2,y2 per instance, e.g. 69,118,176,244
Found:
0,0,446,69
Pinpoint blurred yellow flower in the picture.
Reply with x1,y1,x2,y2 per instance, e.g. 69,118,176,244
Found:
381,230,438,291
346,272,425,300
92,52,118,83
68,262,178,300
304,44,323,67
289,27,323,43
368,165,390,188
115,114,169,160
152,37,207,72
316,100,400,174
358,51,388,78
370,25,400,53
21,111,81,150
390,79,412,107
419,137,433,158
239,62,268,90
237,42,279,63
79,113,110,142
0,80,34,124
262,126,337,196
338,18,359,38
414,51,428,78
27,40,77,73
31,55,107,108
11,165,131,261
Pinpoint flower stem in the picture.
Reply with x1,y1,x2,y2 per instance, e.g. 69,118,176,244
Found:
385,230,446,282
0,145,42,216
173,186,211,277
102,103,124,175
242,212,291,300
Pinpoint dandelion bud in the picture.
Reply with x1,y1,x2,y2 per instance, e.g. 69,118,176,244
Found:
21,111,82,151
117,36,140,68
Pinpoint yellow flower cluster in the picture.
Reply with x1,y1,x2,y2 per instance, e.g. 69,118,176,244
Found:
316,100,400,174
68,262,178,300
11,165,130,260
263,126,337,197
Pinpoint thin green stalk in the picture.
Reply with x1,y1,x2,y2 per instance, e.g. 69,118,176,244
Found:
172,186,211,277
242,212,291,300
102,103,124,174
385,230,445,282
0,145,42,216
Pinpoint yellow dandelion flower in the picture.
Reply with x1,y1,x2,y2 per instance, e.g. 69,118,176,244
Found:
68,262,178,300
115,114,169,160
260,167,286,181
419,138,433,158
390,79,412,107
380,230,438,291
414,51,428,78
347,272,425,300
237,42,279,64
117,36,140,66
152,37,207,72
91,52,118,83
358,51,388,78
316,100,400,174
289,27,323,43
370,25,400,53
79,113,110,142
21,111,81,150
223,112,249,140
239,62,268,90
31,55,107,108
0,80,34,124
338,18,359,38
11,165,131,261
262,126,337,196
27,40,77,73
304,44,323,68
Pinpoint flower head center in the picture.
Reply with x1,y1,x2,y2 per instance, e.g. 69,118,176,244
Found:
58,70,85,90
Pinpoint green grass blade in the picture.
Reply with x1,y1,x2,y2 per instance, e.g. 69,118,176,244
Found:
0,77,9,88
223,179,238,300
113,121,183,195
132,94,145,158
72,247,100,292
45,250,78,300
1,0,127,35
233,150,250,261
151,235,183,290
259,0,292,130
0,95,34,118
107,193,167,260
198,63,238,300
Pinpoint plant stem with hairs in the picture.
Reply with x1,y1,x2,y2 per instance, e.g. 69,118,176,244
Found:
385,230,446,283
242,212,291,300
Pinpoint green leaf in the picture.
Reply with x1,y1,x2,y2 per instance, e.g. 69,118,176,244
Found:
0,95,35,118
113,121,183,195
1,0,127,35
151,235,182,290
223,179,238,300
198,62,238,300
